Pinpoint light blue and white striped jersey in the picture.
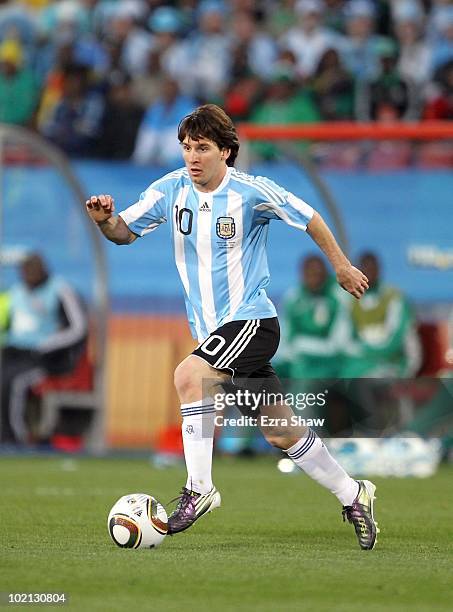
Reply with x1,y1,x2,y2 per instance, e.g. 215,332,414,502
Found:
119,167,314,341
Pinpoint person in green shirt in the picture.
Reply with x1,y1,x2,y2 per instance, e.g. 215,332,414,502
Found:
342,252,421,378
275,254,351,433
277,254,347,381
250,70,320,160
0,39,39,125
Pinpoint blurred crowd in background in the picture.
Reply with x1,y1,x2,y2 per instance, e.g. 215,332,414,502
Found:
0,0,452,163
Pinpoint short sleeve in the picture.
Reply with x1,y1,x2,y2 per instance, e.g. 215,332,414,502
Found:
252,176,314,231
119,185,168,237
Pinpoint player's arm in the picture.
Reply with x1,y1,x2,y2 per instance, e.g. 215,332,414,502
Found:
86,194,137,245
306,211,368,299
251,176,367,298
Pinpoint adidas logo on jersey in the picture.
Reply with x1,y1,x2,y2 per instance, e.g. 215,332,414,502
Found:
199,202,211,212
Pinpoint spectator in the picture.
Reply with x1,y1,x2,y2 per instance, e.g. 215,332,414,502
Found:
133,76,196,166
98,71,144,159
340,0,390,81
38,0,91,39
40,62,105,156
174,0,198,33
427,0,453,41
131,47,165,109
147,6,185,77
225,13,271,121
229,10,277,81
250,69,321,160
0,38,39,125
168,1,231,100
132,7,184,109
223,73,263,121
36,1,109,81
267,0,301,37
35,42,74,133
429,6,453,74
342,252,421,378
393,1,432,86
324,0,348,34
105,2,153,76
91,0,122,37
356,37,419,120
275,253,353,435
279,0,342,78
312,47,355,119
277,254,347,380
0,0,37,55
271,47,300,81
423,59,453,119
0,253,87,444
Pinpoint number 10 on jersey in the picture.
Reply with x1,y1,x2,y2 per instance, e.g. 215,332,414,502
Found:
175,205,193,236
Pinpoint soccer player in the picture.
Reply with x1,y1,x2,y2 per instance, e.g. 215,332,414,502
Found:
86,104,379,550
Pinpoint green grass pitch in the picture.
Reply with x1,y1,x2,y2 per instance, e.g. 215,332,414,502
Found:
1,455,452,611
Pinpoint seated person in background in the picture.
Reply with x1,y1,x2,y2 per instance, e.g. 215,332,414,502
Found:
276,254,347,381
275,254,350,434
343,251,421,378
1,253,87,444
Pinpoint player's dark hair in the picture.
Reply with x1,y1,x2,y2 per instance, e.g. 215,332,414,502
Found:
178,104,240,166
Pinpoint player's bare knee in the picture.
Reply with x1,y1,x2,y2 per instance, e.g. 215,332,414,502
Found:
174,360,198,398
174,355,221,401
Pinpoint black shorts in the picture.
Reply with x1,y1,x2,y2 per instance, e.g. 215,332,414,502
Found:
192,318,283,402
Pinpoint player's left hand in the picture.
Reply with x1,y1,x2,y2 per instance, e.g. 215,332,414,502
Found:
336,264,369,299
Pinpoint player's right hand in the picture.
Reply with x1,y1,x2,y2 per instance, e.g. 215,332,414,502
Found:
86,194,115,224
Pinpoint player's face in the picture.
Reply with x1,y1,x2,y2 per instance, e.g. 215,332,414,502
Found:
181,136,229,192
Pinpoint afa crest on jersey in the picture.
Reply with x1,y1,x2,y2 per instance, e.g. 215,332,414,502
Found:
216,216,236,239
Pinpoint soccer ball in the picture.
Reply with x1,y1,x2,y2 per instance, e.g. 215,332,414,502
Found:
107,493,168,549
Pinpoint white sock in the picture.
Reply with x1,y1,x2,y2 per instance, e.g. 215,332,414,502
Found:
285,429,359,506
181,399,216,494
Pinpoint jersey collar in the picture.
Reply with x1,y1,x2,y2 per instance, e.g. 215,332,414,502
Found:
192,167,232,196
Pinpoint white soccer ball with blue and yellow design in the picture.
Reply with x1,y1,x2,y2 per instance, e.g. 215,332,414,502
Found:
108,493,168,549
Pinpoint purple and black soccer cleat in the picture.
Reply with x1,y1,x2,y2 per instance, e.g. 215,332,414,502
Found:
342,480,380,550
167,486,221,534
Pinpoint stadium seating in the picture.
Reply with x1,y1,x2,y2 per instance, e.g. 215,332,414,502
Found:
31,341,100,450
